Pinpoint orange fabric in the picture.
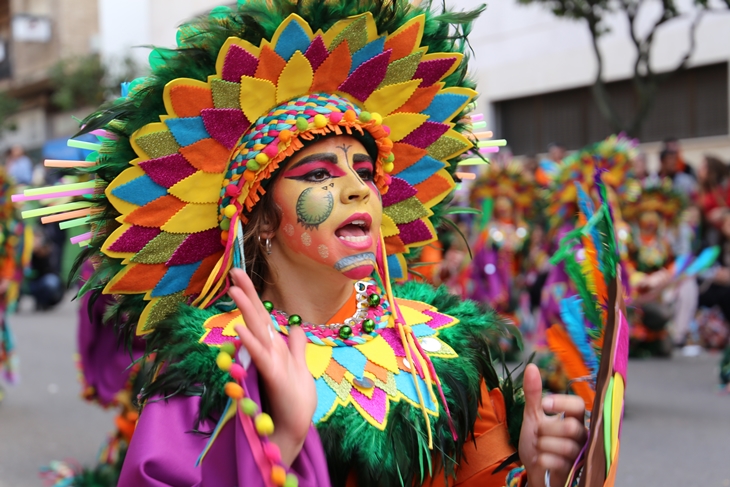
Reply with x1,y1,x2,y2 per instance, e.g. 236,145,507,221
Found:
254,45,287,84
392,143,428,172
169,85,214,118
125,195,186,227
179,138,230,173
0,252,14,280
398,84,441,115
327,287,358,324
384,235,406,254
416,243,443,283
109,263,168,293
414,174,452,205
185,251,223,295
311,41,352,93
384,22,421,61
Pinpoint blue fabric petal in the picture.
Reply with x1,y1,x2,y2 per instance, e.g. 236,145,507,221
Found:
410,324,436,337
422,93,470,122
165,117,209,147
350,37,386,74
313,376,338,423
274,21,311,61
111,175,167,206
396,155,445,186
387,254,404,279
331,347,367,378
394,371,436,412
151,262,201,297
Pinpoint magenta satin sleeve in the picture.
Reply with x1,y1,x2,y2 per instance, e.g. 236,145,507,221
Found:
118,372,331,486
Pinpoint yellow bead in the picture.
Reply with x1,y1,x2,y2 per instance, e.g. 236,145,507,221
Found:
216,352,232,371
383,162,395,173
271,465,287,485
371,112,383,125
313,114,328,128
224,382,244,399
223,205,237,218
255,412,275,436
255,152,269,165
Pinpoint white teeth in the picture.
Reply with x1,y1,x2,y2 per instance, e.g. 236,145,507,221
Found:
351,220,366,227
338,235,369,242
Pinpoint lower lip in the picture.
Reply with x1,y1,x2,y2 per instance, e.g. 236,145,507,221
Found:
336,234,373,250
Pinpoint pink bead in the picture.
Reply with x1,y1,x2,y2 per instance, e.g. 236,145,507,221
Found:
383,174,392,185
329,112,343,124
263,442,282,463
226,184,240,197
264,144,279,158
382,125,391,136
229,363,246,381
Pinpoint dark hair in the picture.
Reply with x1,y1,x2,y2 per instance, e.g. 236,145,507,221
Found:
547,142,565,151
660,149,678,162
702,155,728,190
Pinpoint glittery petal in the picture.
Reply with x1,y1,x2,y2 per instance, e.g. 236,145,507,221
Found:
400,121,450,148
384,196,429,225
211,79,241,109
338,50,391,102
167,228,223,266
379,51,422,88
413,57,458,87
143,292,185,332
131,232,188,264
423,309,457,330
304,35,328,70
351,386,388,425
426,135,471,161
381,176,417,207
108,226,161,253
379,328,406,357
330,15,368,53
139,154,198,189
221,44,259,82
135,131,180,159
200,108,250,150
396,219,433,246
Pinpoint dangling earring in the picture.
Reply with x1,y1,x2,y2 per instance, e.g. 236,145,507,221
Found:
258,235,272,255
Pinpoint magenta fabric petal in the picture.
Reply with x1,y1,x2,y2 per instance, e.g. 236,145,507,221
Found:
423,309,454,330
413,57,458,87
400,122,450,149
167,228,224,266
378,328,406,357
382,176,417,207
397,219,433,245
614,311,630,382
139,153,198,189
201,108,250,150
338,50,391,102
108,226,161,253
202,327,228,346
304,35,328,71
351,386,388,425
222,44,259,82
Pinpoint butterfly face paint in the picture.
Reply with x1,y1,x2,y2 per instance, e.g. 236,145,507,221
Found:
272,135,382,280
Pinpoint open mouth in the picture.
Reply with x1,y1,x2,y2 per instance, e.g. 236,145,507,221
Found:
335,213,372,244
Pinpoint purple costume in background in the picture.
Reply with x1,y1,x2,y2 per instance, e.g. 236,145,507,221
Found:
470,245,511,310
119,365,331,487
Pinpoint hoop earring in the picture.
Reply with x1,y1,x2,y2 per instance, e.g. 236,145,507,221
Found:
258,235,272,255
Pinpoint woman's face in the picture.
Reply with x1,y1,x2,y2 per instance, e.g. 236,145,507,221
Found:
271,135,382,280
698,159,708,183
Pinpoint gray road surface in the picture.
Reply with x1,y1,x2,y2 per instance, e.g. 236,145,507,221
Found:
1,295,729,486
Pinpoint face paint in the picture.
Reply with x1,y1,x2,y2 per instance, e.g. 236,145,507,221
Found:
272,135,382,278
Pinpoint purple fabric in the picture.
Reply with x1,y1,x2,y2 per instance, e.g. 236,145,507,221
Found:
222,45,259,82
167,229,223,266
201,108,250,150
338,50,391,102
108,226,162,253
413,58,457,87
77,292,145,406
381,176,417,207
304,36,328,71
469,246,511,312
400,122,449,149
140,154,198,189
397,219,432,245
119,365,331,487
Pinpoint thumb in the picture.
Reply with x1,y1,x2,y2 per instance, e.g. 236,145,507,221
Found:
523,363,544,420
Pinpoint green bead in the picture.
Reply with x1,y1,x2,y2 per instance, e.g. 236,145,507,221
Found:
246,159,260,171
263,301,274,313
284,473,299,487
219,218,231,231
288,314,302,326
240,397,258,416
339,325,352,339
362,318,375,333
386,152,395,163
358,111,372,122
220,342,236,356
367,294,381,307
295,117,309,131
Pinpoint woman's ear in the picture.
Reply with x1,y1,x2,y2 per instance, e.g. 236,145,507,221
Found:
259,219,275,240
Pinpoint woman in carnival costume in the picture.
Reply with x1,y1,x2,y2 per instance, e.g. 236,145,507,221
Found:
29,2,596,486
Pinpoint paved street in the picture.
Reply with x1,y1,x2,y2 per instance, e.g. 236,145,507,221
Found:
1,295,729,486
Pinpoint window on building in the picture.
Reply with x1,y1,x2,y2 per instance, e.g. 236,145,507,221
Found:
495,63,729,155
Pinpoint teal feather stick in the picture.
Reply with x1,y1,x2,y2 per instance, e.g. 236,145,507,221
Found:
560,296,599,376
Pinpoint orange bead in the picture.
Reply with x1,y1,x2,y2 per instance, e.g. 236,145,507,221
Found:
221,230,229,242
243,170,256,182
271,465,287,485
380,138,393,150
343,109,357,122
279,129,292,142
224,382,244,399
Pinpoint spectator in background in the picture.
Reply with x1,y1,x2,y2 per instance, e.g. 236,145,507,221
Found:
697,155,730,228
4,146,33,185
663,136,695,178
547,142,566,163
27,227,64,311
659,148,697,197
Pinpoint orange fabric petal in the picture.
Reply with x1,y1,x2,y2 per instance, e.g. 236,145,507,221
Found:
384,235,406,254
254,45,287,85
179,138,230,173
124,195,186,227
110,263,168,294
169,85,214,118
396,84,441,115
414,173,452,204
311,41,352,94
384,22,420,61
364,361,389,383
186,250,224,296
326,360,347,384
391,143,427,173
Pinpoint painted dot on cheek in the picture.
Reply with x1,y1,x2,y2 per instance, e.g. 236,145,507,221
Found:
301,232,312,247
283,224,294,236
318,244,329,259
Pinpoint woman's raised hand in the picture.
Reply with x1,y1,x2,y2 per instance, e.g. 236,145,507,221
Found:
229,268,317,467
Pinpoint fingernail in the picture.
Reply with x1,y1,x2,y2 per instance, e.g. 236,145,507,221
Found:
542,396,553,410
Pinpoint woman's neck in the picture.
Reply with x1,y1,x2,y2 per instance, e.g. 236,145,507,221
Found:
261,259,355,325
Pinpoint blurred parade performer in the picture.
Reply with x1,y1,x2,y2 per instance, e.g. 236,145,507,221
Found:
21,2,633,486
0,168,32,402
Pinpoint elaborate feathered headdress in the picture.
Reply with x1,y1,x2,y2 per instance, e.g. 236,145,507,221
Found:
469,161,535,212
622,180,687,226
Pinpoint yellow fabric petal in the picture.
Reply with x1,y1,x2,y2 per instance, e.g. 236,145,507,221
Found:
364,79,420,117
161,203,218,233
399,304,432,326
355,335,399,373
239,76,276,123
306,343,332,379
381,113,428,142
380,214,399,238
610,373,624,462
168,171,225,204
276,51,314,103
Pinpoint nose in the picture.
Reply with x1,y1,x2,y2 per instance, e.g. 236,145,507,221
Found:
340,173,370,204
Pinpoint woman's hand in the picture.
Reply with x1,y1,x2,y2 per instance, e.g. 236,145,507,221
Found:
519,364,587,487
230,268,317,467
